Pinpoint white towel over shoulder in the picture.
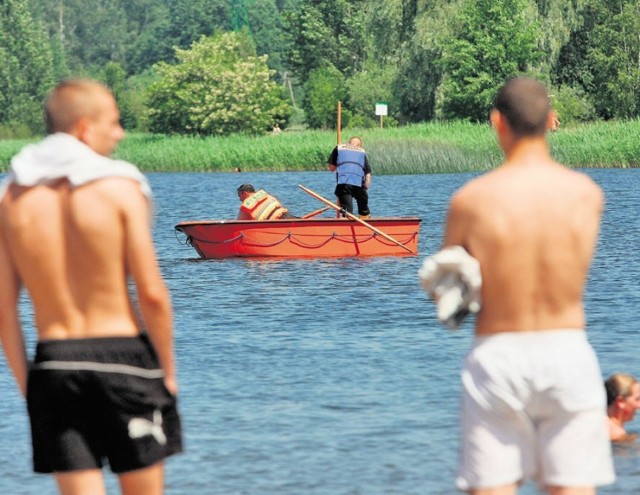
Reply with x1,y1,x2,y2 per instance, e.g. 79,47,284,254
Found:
418,246,482,329
0,133,151,201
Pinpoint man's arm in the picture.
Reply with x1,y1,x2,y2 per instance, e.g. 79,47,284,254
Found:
442,191,470,249
363,156,372,189
328,147,338,171
121,182,178,394
0,223,28,397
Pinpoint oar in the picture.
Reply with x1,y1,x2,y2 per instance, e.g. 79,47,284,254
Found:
301,206,331,219
336,101,342,219
298,184,414,254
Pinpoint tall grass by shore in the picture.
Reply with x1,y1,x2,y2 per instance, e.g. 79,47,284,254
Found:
1,120,638,174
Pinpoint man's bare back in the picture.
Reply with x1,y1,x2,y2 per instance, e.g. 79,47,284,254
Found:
444,152,603,335
1,177,156,339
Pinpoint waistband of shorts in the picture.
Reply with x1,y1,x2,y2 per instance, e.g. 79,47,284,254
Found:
34,333,157,366
473,328,586,347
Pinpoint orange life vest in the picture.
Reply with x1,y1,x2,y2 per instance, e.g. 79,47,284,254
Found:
240,190,289,220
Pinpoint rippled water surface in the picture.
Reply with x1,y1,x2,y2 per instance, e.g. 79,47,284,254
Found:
1,169,639,494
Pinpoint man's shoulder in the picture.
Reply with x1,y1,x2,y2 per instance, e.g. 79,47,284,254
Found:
83,177,150,208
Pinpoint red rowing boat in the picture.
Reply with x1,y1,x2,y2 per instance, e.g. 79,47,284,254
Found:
174,217,421,259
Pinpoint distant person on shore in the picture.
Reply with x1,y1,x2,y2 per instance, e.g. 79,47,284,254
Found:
0,79,182,494
272,123,281,135
436,76,613,493
237,183,296,220
327,136,372,219
606,373,640,442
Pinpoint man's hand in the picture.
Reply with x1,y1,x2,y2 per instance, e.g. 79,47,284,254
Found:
364,174,372,190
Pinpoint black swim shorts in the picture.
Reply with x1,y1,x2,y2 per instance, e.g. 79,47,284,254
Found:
27,334,183,474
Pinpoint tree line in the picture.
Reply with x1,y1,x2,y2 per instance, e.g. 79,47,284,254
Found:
1,0,639,138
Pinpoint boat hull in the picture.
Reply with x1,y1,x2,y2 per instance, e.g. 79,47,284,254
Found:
175,217,421,259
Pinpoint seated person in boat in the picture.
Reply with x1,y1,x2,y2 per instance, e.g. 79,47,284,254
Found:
606,373,640,442
237,184,296,220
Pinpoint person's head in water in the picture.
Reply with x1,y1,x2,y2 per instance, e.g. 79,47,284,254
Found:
606,374,640,413
237,183,255,201
45,79,124,157
605,373,640,440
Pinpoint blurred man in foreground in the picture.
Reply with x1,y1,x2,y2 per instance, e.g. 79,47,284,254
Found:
441,77,614,494
0,79,182,495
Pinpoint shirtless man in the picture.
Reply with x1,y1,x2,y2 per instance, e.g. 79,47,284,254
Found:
0,80,182,494
442,77,614,494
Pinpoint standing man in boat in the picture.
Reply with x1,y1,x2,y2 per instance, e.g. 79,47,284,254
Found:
0,79,182,494
237,183,296,220
440,77,614,494
327,136,372,219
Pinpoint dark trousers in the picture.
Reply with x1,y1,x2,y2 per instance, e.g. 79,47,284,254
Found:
335,184,370,216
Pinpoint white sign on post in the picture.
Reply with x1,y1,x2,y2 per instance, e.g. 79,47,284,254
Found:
375,102,388,116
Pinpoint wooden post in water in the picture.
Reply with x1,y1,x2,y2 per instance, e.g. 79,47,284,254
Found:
337,101,342,145
335,101,342,218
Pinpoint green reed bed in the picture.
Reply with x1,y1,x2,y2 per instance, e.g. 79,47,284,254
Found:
104,119,640,173
1,120,638,174
113,131,336,172
548,120,640,168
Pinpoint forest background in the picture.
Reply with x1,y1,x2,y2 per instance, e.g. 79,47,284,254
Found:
1,0,639,172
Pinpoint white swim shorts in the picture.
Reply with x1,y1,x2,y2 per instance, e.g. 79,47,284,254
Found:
456,329,615,491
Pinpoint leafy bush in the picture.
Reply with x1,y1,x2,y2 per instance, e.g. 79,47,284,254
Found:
146,32,292,136
550,84,595,124
303,65,348,129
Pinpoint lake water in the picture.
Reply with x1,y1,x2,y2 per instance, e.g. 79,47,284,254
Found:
1,169,640,494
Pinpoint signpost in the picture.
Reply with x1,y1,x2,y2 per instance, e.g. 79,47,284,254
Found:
375,102,388,129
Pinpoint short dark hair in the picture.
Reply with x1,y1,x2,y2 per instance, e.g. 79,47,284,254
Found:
493,77,550,137
237,183,255,194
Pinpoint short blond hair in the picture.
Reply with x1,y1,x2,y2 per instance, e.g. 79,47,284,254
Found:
605,373,638,407
45,79,113,134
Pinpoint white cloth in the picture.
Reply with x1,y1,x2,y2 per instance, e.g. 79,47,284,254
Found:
0,133,151,201
418,246,482,329
457,329,614,491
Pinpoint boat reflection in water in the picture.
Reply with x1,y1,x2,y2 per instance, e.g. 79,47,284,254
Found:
174,217,421,259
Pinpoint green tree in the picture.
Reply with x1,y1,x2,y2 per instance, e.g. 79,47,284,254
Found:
0,0,53,136
245,0,287,74
146,32,292,136
394,1,453,123
438,0,543,121
366,0,418,64
585,0,640,118
534,0,588,74
554,0,640,119
302,65,348,129
346,63,398,128
285,0,368,85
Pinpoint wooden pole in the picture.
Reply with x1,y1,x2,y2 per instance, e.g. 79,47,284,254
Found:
298,184,414,254
335,101,342,218
337,101,342,145
301,206,331,219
